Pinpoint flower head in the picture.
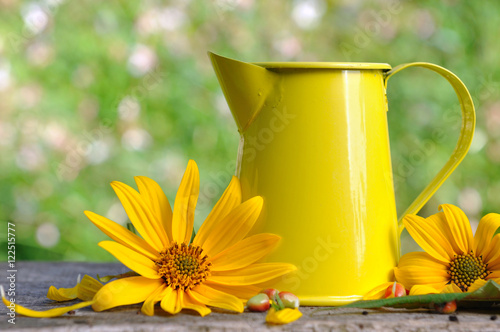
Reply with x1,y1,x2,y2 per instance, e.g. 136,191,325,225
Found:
395,204,500,293
85,160,296,316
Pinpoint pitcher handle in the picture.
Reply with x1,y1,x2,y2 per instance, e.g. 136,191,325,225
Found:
384,63,476,234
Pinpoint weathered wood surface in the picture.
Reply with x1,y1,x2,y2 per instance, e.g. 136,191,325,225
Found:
1,262,499,331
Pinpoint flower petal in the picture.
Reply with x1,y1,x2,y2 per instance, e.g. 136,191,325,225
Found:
362,282,395,300
141,284,169,316
160,287,183,315
210,234,281,271
184,291,211,317
47,277,79,301
403,214,454,263
394,252,449,291
15,301,94,317
92,276,163,312
47,274,103,302
171,160,199,243
193,176,241,247
409,283,461,295
203,281,260,300
474,213,500,256
409,285,440,296
2,286,93,318
427,212,461,256
468,278,487,293
210,263,296,286
202,196,263,257
483,234,500,265
135,176,172,244
98,241,160,279
266,307,302,325
442,283,462,293
77,275,104,301
111,181,165,250
439,204,474,254
85,210,159,261
396,251,449,271
176,289,184,313
190,284,243,313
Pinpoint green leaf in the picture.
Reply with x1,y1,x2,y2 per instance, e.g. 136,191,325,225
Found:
274,292,285,310
463,280,500,301
319,280,500,310
338,292,468,309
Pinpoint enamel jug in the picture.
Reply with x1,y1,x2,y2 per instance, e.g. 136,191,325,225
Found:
209,52,475,306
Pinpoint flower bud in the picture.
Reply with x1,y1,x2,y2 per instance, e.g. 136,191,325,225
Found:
247,293,270,312
434,300,457,314
384,282,406,298
278,291,300,309
260,288,279,299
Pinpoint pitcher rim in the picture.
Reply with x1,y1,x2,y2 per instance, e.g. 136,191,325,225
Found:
252,62,392,70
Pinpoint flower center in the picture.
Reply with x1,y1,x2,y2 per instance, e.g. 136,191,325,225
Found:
448,251,489,291
155,242,211,290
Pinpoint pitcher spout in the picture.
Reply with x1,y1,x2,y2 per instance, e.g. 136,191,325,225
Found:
208,52,278,132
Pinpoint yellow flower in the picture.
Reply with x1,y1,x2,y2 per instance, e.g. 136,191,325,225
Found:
86,160,296,316
265,307,302,325
395,204,500,293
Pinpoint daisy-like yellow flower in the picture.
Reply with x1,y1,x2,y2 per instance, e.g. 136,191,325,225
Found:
85,160,296,316
395,204,500,293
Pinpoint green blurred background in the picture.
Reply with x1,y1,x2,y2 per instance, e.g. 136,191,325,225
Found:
1,0,499,261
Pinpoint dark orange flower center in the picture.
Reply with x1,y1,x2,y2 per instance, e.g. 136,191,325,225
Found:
155,242,211,290
448,251,489,292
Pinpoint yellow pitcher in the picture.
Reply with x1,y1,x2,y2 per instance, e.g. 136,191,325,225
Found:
209,52,475,306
